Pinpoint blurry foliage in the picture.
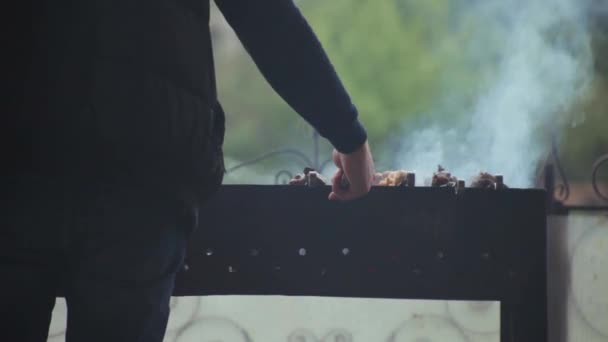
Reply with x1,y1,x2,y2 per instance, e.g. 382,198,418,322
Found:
559,20,608,181
298,0,487,139
561,77,608,180
212,0,607,182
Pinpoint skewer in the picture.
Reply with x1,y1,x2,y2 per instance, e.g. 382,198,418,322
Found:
495,175,504,190
458,179,465,190
407,172,416,188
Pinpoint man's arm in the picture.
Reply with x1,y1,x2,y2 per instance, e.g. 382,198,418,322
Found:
214,0,374,199
214,0,367,154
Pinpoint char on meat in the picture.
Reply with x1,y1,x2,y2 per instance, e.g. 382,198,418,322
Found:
289,168,327,186
431,165,457,187
374,170,411,187
470,172,508,189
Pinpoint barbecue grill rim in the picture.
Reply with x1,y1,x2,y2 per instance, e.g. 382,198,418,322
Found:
216,184,546,195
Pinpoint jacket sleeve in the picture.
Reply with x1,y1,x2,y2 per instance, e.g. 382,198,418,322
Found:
214,0,367,154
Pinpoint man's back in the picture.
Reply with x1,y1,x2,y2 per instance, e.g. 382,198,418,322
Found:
10,0,224,202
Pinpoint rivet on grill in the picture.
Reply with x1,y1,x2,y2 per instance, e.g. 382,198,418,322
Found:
342,248,350,256
274,266,281,271
321,268,327,276
250,248,260,257
228,266,237,273
182,264,190,272
299,248,307,256
205,248,214,256
481,252,490,260
437,251,445,260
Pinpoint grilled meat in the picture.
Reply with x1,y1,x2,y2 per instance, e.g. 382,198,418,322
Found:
431,165,458,187
289,168,327,186
471,172,508,189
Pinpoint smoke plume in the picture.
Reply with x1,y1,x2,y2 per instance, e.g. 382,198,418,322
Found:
394,0,596,187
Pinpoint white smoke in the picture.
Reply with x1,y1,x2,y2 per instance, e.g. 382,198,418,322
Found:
395,0,595,187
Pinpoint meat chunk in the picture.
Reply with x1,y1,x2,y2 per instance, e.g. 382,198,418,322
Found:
470,172,508,189
374,170,412,187
289,168,327,186
431,165,458,187
307,170,327,186
288,173,307,186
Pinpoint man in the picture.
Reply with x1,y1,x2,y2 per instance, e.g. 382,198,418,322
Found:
2,0,375,341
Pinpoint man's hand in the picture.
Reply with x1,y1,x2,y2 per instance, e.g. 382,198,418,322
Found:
329,141,375,201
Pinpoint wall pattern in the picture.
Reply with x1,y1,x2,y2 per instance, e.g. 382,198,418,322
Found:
48,296,499,342
548,213,608,342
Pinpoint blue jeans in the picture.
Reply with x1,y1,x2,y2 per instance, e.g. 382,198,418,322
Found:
1,182,196,342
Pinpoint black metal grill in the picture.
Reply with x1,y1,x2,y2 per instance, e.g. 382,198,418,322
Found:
174,185,547,342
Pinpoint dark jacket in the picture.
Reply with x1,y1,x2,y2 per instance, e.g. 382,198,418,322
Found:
7,0,367,204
